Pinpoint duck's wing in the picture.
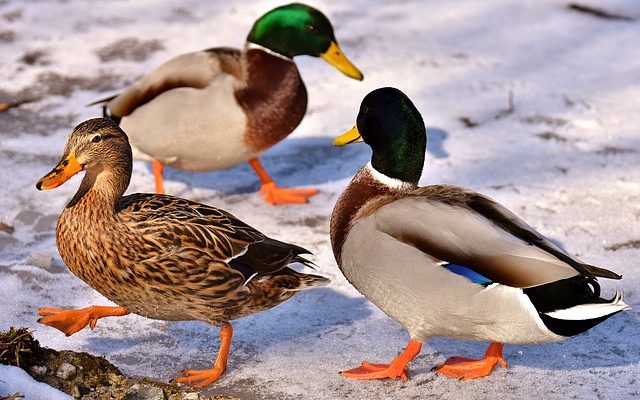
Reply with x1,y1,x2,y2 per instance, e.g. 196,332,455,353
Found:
372,185,620,289
119,194,311,278
432,186,620,280
94,47,242,118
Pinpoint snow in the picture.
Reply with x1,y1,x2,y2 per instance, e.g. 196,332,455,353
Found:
1,0,639,399
0,365,72,400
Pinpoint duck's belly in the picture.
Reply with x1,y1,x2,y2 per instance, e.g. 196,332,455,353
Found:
340,220,563,344
59,251,213,322
121,76,255,172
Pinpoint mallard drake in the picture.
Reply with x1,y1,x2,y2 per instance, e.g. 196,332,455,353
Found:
330,87,629,381
35,118,329,388
91,3,363,205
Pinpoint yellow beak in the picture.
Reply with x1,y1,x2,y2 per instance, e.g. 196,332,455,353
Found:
320,41,364,81
334,125,363,146
36,151,84,190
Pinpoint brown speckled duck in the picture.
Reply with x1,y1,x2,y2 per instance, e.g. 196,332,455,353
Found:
35,118,329,388
92,3,363,205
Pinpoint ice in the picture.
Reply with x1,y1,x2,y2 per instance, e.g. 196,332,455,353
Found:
0,365,72,400
1,0,639,399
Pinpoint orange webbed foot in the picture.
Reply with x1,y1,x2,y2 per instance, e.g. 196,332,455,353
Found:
433,342,507,380
258,182,319,205
341,361,409,382
175,367,225,389
37,306,129,336
340,339,421,383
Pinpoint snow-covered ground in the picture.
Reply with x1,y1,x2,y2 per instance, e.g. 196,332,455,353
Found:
1,0,639,399
0,366,71,400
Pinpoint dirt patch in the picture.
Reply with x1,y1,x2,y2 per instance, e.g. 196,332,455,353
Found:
96,38,164,63
0,70,126,137
536,131,568,142
0,328,241,400
595,146,636,155
37,71,124,97
19,50,50,66
521,115,568,126
0,104,76,137
0,30,15,43
2,9,23,22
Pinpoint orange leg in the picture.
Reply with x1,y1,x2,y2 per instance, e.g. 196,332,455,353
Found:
434,342,507,380
152,160,165,194
0,102,11,112
176,324,233,388
37,306,129,336
341,339,422,382
248,157,318,205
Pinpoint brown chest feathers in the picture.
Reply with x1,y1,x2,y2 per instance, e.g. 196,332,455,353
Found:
330,167,404,266
235,48,308,152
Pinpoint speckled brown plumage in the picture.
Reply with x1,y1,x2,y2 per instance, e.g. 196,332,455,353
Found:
51,118,328,327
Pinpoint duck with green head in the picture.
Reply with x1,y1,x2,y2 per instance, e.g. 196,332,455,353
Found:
93,3,363,204
330,87,628,381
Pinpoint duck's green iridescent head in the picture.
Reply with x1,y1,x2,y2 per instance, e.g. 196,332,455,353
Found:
247,3,363,80
334,87,426,184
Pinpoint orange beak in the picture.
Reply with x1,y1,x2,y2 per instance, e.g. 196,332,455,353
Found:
36,151,84,190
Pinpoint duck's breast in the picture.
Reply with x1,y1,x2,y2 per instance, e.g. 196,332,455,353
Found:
121,75,253,171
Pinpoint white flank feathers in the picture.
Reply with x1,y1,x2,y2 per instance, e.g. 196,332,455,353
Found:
544,291,631,321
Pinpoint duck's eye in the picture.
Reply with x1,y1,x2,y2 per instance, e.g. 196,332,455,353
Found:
307,24,315,32
91,134,102,143
362,105,369,114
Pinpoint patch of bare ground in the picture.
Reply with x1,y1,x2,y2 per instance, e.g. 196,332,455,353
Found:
0,327,240,400
96,38,164,63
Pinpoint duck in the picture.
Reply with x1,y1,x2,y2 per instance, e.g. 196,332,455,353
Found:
91,3,363,205
330,87,629,382
35,118,329,388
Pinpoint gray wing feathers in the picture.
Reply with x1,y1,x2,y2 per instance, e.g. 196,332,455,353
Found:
374,197,580,288
107,51,225,117
462,191,620,279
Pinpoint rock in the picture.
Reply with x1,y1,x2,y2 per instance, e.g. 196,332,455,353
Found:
124,384,166,400
181,394,201,400
56,362,77,380
30,365,47,375
69,385,81,398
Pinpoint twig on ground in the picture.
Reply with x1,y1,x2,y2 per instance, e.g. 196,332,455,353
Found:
494,90,515,120
568,3,634,21
0,97,40,112
0,393,25,400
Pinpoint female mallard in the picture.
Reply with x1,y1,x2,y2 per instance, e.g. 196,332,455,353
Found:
35,118,329,387
92,3,363,205
330,87,629,381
